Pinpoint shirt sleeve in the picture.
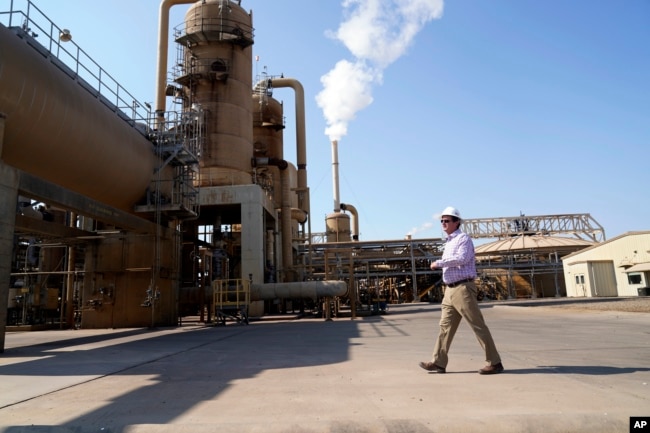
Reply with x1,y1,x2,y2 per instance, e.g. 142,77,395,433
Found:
437,232,473,268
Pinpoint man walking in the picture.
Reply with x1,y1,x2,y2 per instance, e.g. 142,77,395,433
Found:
419,206,504,375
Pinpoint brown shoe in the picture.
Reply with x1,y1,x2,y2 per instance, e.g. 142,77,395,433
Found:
419,361,446,373
478,362,504,375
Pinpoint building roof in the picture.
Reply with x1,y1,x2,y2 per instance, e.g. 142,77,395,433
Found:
475,235,594,255
561,230,650,260
623,262,650,273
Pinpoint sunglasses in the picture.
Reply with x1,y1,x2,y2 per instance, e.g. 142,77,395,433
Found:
440,219,454,224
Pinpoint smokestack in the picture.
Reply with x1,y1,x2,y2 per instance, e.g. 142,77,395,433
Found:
331,139,340,212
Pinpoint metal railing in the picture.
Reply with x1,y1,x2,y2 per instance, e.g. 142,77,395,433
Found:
0,0,150,127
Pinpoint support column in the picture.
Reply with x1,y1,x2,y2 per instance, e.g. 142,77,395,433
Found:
64,214,76,328
0,116,19,351
240,190,265,285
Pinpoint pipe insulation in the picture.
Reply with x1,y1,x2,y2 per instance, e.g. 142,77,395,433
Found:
250,280,347,301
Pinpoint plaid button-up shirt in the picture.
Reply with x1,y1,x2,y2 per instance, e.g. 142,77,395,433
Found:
435,229,476,284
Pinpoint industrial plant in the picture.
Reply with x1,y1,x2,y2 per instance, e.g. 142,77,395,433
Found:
2,0,639,353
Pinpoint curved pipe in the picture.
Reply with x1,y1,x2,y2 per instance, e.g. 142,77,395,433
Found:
251,280,347,301
340,203,359,241
155,0,197,121
251,155,296,279
277,207,308,224
265,78,309,216
254,77,311,280
290,208,308,224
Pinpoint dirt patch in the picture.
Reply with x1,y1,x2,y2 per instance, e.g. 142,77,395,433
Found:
550,298,650,313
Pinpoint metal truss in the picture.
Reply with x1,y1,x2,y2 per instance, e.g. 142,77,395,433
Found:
462,213,605,242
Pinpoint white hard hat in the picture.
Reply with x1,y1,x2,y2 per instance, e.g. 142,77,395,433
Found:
440,206,461,220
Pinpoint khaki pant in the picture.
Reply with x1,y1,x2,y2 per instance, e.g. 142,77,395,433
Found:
432,281,501,367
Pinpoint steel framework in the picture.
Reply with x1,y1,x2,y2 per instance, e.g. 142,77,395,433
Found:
462,213,605,242
305,213,606,304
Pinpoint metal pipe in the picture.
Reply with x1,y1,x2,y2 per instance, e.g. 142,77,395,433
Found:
280,168,293,281
332,140,340,212
340,203,358,241
290,208,308,224
266,229,275,282
65,212,76,328
267,78,309,216
10,271,82,276
254,77,310,280
250,155,293,281
155,0,197,122
277,208,308,225
250,280,347,301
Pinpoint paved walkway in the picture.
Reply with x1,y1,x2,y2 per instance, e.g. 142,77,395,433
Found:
1,300,649,433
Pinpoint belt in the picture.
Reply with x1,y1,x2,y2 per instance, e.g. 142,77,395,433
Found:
446,277,474,288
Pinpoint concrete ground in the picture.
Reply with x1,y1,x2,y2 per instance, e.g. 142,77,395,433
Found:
1,299,649,433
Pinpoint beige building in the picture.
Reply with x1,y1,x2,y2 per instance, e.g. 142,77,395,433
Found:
562,231,650,297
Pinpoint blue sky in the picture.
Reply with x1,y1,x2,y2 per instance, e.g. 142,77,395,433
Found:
11,0,650,241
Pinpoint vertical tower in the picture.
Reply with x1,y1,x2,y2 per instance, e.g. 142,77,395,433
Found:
175,0,255,186
252,85,284,204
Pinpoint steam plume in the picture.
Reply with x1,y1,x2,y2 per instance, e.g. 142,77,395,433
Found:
316,0,444,141
407,221,434,237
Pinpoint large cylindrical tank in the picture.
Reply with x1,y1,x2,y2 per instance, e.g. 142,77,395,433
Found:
0,24,157,211
326,212,351,243
179,0,255,187
253,91,284,205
